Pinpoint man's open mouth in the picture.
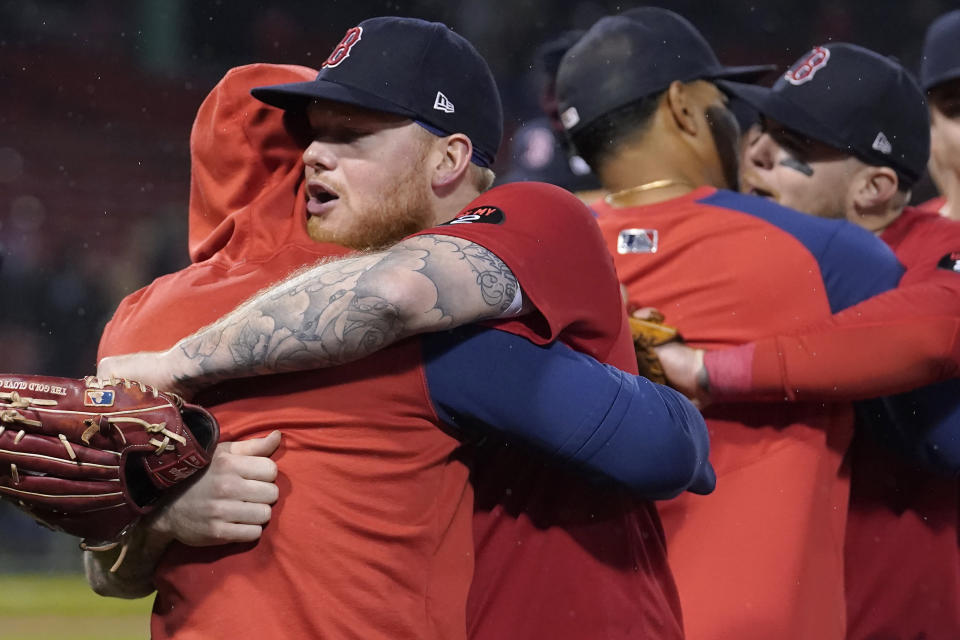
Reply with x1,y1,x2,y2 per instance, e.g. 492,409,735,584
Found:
306,182,339,213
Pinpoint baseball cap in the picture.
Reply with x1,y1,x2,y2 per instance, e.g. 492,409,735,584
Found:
921,10,960,91
536,30,586,78
556,7,774,135
251,17,502,167
721,43,930,187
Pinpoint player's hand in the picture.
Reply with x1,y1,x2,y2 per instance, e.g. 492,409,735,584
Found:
148,431,282,547
654,342,711,408
97,349,198,398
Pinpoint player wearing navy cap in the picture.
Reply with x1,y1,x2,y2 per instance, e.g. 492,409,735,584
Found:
89,15,707,640
499,31,601,192
658,43,960,639
921,10,960,221
558,10,907,640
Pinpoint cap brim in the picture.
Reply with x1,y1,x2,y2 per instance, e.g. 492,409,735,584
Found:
251,78,418,120
717,79,848,152
709,63,777,84
923,67,960,92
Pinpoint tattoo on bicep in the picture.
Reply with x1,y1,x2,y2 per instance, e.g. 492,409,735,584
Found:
459,243,519,312
410,235,519,316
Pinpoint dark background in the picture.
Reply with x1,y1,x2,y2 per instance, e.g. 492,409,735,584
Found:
0,0,955,565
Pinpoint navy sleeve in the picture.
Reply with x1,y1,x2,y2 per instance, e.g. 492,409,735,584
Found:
698,190,904,312
422,326,715,499
819,222,904,311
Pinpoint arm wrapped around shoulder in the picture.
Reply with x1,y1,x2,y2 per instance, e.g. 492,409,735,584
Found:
0,374,218,551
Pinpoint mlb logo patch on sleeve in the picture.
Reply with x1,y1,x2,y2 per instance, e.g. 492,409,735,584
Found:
84,389,116,407
938,251,960,273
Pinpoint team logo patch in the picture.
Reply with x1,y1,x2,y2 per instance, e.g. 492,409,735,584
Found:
84,389,115,407
784,46,830,86
323,26,363,69
937,251,960,273
618,228,658,254
445,206,505,225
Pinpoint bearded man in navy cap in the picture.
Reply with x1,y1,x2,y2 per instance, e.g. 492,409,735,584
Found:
85,15,716,640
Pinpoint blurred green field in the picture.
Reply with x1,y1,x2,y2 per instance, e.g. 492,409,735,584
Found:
0,574,151,640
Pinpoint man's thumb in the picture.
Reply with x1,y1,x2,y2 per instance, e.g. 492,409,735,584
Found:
228,430,282,457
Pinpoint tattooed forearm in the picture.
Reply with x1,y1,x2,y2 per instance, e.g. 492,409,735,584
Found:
168,235,521,384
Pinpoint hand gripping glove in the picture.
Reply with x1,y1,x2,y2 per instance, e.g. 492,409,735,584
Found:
628,311,682,385
0,375,218,558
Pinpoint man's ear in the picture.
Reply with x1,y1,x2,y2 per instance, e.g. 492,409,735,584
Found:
430,133,473,190
852,165,899,213
665,80,698,136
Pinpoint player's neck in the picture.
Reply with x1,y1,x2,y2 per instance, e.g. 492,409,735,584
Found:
846,204,903,235
943,199,960,222
435,184,484,224
940,178,960,222
600,145,700,207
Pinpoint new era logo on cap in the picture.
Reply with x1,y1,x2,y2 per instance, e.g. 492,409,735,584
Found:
560,106,580,130
433,91,455,113
872,131,892,154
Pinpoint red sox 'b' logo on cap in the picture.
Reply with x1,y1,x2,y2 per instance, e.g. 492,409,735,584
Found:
784,46,831,86
323,26,363,69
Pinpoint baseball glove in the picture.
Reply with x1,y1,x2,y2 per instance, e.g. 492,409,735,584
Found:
0,374,218,556
629,311,681,385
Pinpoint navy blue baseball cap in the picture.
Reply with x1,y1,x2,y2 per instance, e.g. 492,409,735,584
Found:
721,43,930,187
556,8,774,135
921,10,960,91
252,17,502,167
536,30,586,77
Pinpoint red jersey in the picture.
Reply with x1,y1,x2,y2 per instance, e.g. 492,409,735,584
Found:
100,65,677,639
593,187,902,640
919,195,947,215
413,186,685,640
702,206,960,638
711,207,960,401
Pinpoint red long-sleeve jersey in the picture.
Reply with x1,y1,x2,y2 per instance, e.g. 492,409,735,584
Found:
704,206,960,639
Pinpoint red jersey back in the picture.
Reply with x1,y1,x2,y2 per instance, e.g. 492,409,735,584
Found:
593,187,901,640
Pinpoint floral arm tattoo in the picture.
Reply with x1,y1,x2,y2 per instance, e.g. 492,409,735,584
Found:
168,234,521,385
